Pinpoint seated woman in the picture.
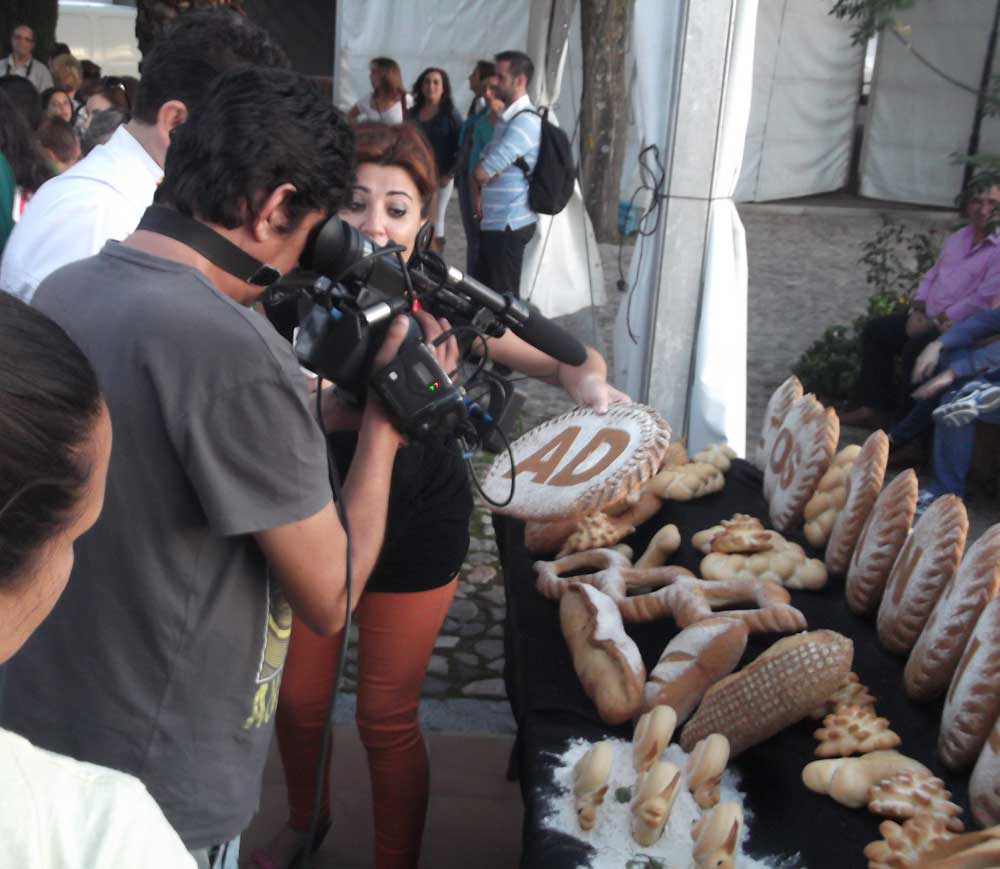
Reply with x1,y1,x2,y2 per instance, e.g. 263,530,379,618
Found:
842,177,1000,431
0,293,192,867
254,121,627,869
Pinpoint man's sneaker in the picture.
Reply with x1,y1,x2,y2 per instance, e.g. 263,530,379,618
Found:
932,379,1000,428
914,489,937,518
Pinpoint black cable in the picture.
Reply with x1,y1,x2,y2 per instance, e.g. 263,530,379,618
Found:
290,381,353,869
465,416,516,508
432,324,490,384
333,242,407,284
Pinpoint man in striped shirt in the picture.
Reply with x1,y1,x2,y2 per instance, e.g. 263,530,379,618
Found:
472,50,541,298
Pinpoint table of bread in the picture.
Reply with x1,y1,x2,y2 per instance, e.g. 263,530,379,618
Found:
487,391,1000,868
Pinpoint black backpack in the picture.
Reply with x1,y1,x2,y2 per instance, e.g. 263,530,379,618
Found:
512,107,576,215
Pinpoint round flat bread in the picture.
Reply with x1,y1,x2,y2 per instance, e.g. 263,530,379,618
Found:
876,494,967,655
906,524,1000,702
845,470,917,616
825,430,889,575
763,394,839,532
482,404,672,521
757,375,803,469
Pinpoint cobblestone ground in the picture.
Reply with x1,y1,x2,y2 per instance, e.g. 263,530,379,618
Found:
337,198,1000,712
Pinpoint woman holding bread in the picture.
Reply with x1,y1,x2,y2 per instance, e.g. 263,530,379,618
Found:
253,120,628,869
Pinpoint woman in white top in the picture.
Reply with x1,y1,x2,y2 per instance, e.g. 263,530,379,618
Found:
0,293,194,869
348,56,409,125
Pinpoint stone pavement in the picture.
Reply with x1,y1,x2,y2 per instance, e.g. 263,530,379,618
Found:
331,196,1000,733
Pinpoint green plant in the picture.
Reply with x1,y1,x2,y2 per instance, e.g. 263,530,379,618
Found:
829,0,914,45
793,217,941,403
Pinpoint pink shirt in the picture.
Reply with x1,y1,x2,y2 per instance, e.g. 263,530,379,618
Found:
914,224,1000,323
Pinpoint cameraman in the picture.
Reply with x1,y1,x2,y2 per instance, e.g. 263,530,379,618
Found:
0,66,454,868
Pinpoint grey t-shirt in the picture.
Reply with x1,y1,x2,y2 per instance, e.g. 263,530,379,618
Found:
2,242,332,849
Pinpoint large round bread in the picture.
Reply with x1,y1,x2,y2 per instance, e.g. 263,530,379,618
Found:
876,494,967,655
970,716,1000,828
824,430,888,575
679,630,854,757
845,470,917,616
757,375,803,469
905,524,1000,702
763,394,839,533
642,617,749,723
939,594,1000,770
482,404,672,521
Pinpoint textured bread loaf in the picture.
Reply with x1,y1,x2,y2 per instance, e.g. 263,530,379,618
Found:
825,430,888,575
970,717,1000,828
679,630,854,756
803,445,860,548
757,375,803,469
642,617,748,721
906,524,1000,701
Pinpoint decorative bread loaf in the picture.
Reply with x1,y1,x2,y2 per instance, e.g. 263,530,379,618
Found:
620,576,807,635
809,671,877,719
825,430,888,575
559,583,646,724
680,630,854,756
869,770,964,832
803,444,860,548
693,443,738,472
813,704,901,757
757,375,803,469
632,705,676,775
691,513,769,555
700,531,828,590
642,618,749,721
802,750,931,809
920,827,1000,866
642,462,724,502
524,517,578,555
864,816,956,869
572,741,613,831
634,524,681,569
845,469,918,616
535,547,692,602
557,511,636,557
631,761,681,847
906,523,1000,702
970,718,1000,828
877,494,967,655
692,801,742,869
687,733,730,809
939,593,1000,770
763,394,839,532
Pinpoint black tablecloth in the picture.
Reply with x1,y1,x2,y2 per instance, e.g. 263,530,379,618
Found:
496,459,972,868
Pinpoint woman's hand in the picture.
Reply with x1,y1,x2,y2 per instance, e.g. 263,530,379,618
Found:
557,351,631,414
912,367,955,401
912,339,943,384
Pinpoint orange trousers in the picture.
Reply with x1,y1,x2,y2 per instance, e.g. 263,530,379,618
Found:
275,578,457,869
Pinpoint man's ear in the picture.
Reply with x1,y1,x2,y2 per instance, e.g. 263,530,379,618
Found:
251,183,297,242
156,99,188,136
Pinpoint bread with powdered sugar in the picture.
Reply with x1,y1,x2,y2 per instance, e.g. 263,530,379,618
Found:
757,375,803,469
905,524,1000,702
845,469,918,616
876,494,967,655
763,394,839,532
939,593,1000,770
825,429,889,575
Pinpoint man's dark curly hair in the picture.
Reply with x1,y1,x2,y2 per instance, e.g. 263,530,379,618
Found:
155,65,355,233
133,8,289,125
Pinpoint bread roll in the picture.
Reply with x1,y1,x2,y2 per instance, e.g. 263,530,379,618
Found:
560,583,645,725
825,430,888,575
939,593,1000,770
877,494,967,655
679,630,854,757
906,523,1000,702
642,617,748,721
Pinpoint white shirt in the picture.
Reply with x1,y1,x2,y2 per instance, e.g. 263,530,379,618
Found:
352,92,414,124
0,126,163,302
0,55,53,92
0,728,195,868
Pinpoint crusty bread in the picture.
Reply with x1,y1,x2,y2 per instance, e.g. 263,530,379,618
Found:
757,375,803,469
642,617,748,722
845,469,918,616
825,430,888,575
679,630,854,757
939,593,1000,770
877,494,967,655
560,583,646,725
906,524,1000,702
763,394,839,532
970,717,1000,828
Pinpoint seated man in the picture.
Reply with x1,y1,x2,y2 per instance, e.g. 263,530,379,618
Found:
842,178,1000,430
906,306,1000,508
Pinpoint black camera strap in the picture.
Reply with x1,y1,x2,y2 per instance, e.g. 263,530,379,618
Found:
136,205,282,287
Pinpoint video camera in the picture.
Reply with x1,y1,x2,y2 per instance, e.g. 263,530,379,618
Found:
273,216,587,443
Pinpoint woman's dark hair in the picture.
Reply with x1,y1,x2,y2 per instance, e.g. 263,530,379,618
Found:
369,56,405,104
0,74,42,129
411,67,454,117
41,87,64,112
0,293,103,587
474,60,495,80
134,8,288,125
37,116,79,165
89,77,131,114
0,89,52,192
352,121,437,216
156,65,355,232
